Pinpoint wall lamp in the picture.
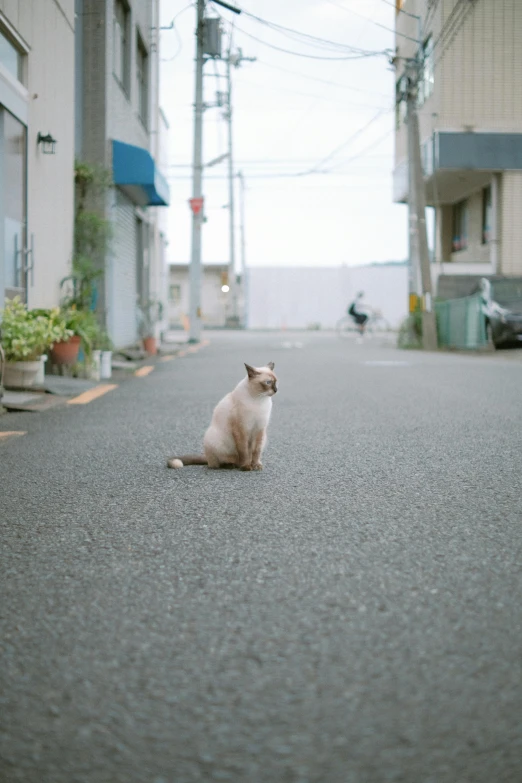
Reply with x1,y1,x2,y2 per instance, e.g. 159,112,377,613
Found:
37,132,57,154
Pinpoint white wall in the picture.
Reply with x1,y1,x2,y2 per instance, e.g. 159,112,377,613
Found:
0,0,75,309
246,266,408,330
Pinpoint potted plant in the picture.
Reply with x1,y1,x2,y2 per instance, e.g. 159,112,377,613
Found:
137,299,162,354
0,298,70,388
49,308,83,366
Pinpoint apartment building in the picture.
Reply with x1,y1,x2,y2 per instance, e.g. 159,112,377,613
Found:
393,0,522,292
76,0,170,348
0,0,75,309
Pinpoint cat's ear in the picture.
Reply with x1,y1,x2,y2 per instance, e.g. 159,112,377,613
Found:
267,362,275,371
245,363,258,379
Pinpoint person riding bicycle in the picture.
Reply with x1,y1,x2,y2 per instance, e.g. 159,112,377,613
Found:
347,291,369,335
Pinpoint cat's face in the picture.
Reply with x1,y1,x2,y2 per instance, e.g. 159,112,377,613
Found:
244,362,278,396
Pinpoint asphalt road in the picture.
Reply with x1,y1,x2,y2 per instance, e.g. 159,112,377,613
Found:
1,331,522,783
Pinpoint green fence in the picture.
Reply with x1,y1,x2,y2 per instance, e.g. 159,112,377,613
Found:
435,294,487,350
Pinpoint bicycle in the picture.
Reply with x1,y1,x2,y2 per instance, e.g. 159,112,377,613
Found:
336,308,391,339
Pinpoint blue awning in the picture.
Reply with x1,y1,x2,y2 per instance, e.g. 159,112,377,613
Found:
112,140,170,206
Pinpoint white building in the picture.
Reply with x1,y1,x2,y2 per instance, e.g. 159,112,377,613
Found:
76,0,170,348
393,0,522,295
0,0,75,309
168,263,408,332
168,263,230,329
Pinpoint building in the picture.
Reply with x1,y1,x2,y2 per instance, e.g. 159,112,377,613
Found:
167,264,408,332
76,0,170,348
246,266,408,330
393,0,522,294
0,0,75,309
168,263,231,329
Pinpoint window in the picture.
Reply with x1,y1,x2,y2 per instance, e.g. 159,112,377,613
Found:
452,200,468,252
113,0,130,92
169,284,181,303
418,36,434,106
0,27,23,82
482,186,492,244
136,34,148,127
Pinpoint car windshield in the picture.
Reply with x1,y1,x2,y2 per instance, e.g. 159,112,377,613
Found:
491,280,522,307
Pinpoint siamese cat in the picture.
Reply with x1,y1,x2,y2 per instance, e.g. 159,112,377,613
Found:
167,362,277,471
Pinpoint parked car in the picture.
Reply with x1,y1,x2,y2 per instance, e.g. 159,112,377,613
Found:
476,277,522,348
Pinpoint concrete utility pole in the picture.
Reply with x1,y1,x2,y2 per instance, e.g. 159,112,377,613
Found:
225,38,238,327
237,170,247,325
406,63,438,351
224,41,255,327
188,0,205,343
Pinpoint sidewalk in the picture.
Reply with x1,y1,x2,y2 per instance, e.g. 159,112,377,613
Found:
0,333,207,415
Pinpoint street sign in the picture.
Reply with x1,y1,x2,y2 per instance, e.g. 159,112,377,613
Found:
189,197,204,215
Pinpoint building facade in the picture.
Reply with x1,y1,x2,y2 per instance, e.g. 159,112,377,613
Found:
76,0,170,348
0,0,75,310
168,263,231,330
167,264,408,332
393,0,522,292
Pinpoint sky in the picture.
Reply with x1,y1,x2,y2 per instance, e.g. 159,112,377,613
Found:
158,0,410,268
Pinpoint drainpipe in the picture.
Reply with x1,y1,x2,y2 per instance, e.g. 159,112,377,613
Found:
490,173,500,274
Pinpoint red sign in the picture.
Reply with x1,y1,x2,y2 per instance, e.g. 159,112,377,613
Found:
189,197,204,215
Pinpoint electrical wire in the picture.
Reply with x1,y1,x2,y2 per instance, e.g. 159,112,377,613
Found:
221,23,387,60
432,0,467,55
434,0,475,68
297,108,392,176
160,2,194,62
254,58,391,99
324,0,420,43
234,76,391,111
233,8,387,56
379,0,419,19
323,127,394,172
424,0,441,33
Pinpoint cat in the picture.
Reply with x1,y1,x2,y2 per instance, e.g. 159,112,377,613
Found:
167,362,277,471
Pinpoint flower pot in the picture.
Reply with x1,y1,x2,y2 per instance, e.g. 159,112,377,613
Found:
50,335,81,365
100,350,113,379
4,360,42,389
35,355,48,386
143,336,157,355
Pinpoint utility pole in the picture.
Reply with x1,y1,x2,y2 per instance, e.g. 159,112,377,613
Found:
224,41,255,327
225,35,238,327
188,0,205,343
406,62,438,351
237,170,247,326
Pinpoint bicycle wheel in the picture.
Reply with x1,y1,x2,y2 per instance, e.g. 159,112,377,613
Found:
336,317,354,338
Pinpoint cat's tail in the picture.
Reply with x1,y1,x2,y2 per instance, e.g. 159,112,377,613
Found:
167,454,207,469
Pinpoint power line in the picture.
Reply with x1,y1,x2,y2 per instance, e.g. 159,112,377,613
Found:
159,2,194,62
323,127,394,172
432,0,466,55
234,76,391,110
298,108,392,175
233,7,385,55
379,0,419,20
433,0,475,68
223,23,387,60
324,0,420,43
254,59,391,99
424,0,441,32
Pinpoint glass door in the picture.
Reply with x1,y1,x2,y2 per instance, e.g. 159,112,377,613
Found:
3,108,27,301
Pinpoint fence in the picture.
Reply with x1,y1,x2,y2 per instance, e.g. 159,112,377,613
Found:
435,294,487,350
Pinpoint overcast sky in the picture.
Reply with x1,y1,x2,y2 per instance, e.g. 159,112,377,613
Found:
159,0,409,268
